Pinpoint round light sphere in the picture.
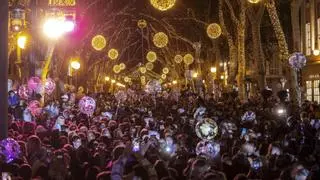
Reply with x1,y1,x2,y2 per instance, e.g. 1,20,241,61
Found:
147,51,157,62
140,67,147,74
108,49,119,60
195,118,218,140
137,19,147,29
145,80,162,94
92,35,107,51
196,140,220,159
113,65,121,74
153,32,169,48
141,76,146,81
146,62,154,70
248,0,261,3
159,79,163,83
288,52,307,70
174,54,183,63
207,23,222,39
124,76,130,82
44,78,56,95
183,54,194,65
161,74,167,79
119,63,126,70
162,67,169,74
0,138,21,163
115,90,128,102
79,96,96,116
150,0,176,11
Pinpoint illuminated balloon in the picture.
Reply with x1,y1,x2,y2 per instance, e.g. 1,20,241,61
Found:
153,32,169,48
79,96,96,116
28,76,42,93
288,52,307,70
195,118,218,140
0,138,21,163
150,0,176,11
183,54,194,65
146,51,157,62
28,100,42,117
207,23,222,39
115,90,128,102
146,62,154,70
18,84,30,100
145,80,162,94
92,35,107,51
196,140,220,159
174,54,183,63
44,78,56,95
241,111,256,122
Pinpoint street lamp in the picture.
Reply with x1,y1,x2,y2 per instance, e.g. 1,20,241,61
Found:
17,35,27,49
10,5,25,32
313,49,320,56
105,76,110,81
210,67,217,73
248,0,261,3
70,60,80,70
43,17,75,39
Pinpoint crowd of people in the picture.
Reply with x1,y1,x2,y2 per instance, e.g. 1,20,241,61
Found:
1,86,320,180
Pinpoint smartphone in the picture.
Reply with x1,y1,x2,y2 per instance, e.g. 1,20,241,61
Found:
251,159,262,170
240,128,247,138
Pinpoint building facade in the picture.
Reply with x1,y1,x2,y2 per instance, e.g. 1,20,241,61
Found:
300,0,320,102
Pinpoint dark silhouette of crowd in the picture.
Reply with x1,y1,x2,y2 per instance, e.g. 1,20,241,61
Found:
1,88,320,180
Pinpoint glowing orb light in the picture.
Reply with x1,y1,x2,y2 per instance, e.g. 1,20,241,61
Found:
195,118,218,140
108,49,119,60
153,32,169,48
92,35,107,51
159,79,163,83
174,54,183,63
147,51,157,62
183,54,194,65
137,19,147,29
248,0,261,3
44,78,56,95
150,0,176,11
79,96,96,116
119,63,126,70
0,138,21,163
207,23,222,39
28,76,42,93
141,76,146,81
161,74,167,79
17,35,27,49
145,80,162,94
124,76,130,82
28,100,42,117
140,67,147,74
115,90,128,102
146,62,154,70
196,140,220,159
113,65,121,74
288,52,307,70
43,19,65,39
162,67,169,74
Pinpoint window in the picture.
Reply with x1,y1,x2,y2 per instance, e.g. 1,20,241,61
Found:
314,80,320,103
307,80,313,101
318,18,320,49
306,23,311,56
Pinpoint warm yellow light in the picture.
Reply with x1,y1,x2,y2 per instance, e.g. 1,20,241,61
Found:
161,74,167,79
92,35,107,51
137,19,147,29
153,32,169,48
124,76,130,82
146,51,157,62
220,62,224,66
70,61,80,70
221,75,225,79
105,76,110,81
113,65,121,74
17,35,27,49
43,18,65,39
162,67,169,74
248,0,261,4
146,62,154,70
139,67,147,74
202,80,206,83
111,79,116,83
172,80,177,85
184,54,194,65
141,76,146,81
119,63,126,70
150,0,176,11
108,49,119,60
207,23,222,39
174,54,183,63
210,67,217,73
313,49,320,56
116,82,125,87
159,79,163,84
192,72,198,78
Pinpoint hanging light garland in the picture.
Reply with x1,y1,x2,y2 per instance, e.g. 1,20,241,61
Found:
108,49,119,60
113,65,121,74
137,19,147,29
146,51,157,62
146,62,154,70
124,76,130,82
119,63,126,70
91,35,107,51
161,74,167,79
183,54,194,65
139,66,147,74
174,54,183,63
206,23,222,39
162,67,169,74
153,32,169,48
150,0,176,11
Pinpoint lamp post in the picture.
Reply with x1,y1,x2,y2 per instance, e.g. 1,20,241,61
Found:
70,60,80,87
0,0,8,139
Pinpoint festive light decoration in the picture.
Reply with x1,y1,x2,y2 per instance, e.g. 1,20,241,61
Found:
161,74,167,79
195,118,218,140
146,62,154,70
108,48,119,60
145,80,162,94
153,32,169,48
18,84,30,100
241,111,256,122
162,67,169,74
28,100,42,117
119,63,126,70
79,96,96,116
146,51,157,62
139,66,147,74
113,65,121,74
150,0,176,11
17,35,27,49
174,54,183,63
159,79,163,84
248,0,261,3
207,23,222,39
196,140,220,159
124,76,130,82
137,19,147,29
288,52,307,70
141,76,146,81
0,138,21,163
44,78,56,95
183,54,194,65
91,35,107,51
28,76,42,93
115,90,128,102
70,60,80,70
